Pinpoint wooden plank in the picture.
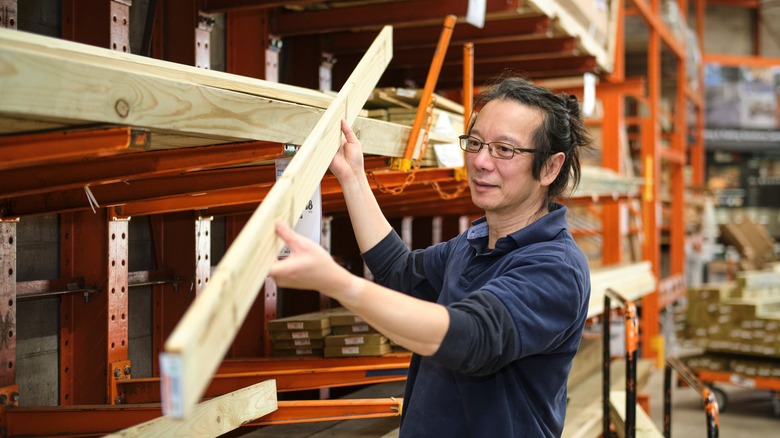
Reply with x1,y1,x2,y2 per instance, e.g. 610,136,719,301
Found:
105,379,277,438
609,390,663,438
524,0,611,71
0,28,408,157
564,359,655,438
0,27,331,109
159,26,393,419
588,262,657,318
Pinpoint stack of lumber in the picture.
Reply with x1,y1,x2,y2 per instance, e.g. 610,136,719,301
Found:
267,311,332,357
679,263,780,359
328,308,382,336
324,333,391,358
324,308,391,357
683,352,780,380
587,261,657,319
608,390,663,438
0,27,411,157
572,166,642,199
563,357,656,438
268,307,391,358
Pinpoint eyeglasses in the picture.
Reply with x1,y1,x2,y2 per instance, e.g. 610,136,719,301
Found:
458,135,542,160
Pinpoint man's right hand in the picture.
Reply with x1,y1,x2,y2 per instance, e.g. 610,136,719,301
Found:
330,120,366,184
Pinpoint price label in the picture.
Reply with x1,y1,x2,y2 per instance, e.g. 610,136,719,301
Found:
275,156,322,258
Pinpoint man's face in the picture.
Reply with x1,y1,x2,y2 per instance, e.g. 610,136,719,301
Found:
465,99,546,219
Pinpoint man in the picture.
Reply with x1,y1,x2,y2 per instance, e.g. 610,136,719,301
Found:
270,76,592,437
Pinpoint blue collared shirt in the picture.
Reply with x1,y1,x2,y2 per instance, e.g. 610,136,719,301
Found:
362,203,591,437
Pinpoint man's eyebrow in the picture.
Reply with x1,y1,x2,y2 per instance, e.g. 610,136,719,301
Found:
470,130,524,146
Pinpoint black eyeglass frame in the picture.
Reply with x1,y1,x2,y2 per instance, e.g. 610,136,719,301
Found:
458,135,544,160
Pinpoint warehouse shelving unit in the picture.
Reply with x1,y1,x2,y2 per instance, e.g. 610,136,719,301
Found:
620,0,706,359
0,0,704,435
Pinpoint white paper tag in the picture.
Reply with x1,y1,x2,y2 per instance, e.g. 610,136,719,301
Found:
467,0,486,29
433,143,465,168
291,331,310,339
159,353,184,418
275,157,322,258
583,72,596,117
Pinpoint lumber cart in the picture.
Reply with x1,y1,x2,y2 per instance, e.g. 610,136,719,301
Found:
604,288,720,437
682,352,780,416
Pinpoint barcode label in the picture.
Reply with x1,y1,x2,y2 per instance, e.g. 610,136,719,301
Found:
159,353,184,418
342,346,360,355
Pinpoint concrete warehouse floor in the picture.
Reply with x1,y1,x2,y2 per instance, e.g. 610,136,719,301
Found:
238,367,780,437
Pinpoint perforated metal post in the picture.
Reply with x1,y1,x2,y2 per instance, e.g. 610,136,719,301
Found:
0,219,18,407
0,0,17,30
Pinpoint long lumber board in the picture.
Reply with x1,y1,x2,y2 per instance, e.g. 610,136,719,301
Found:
563,359,655,438
609,390,663,438
524,0,612,72
0,27,330,108
159,26,393,419
587,262,657,319
0,27,409,157
105,379,277,437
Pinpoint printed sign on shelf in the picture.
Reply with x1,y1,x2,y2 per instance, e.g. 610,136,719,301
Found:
275,156,322,258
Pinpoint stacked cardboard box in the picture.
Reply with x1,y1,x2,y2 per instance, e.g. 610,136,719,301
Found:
267,308,394,358
267,310,332,357
681,264,780,358
719,219,777,271
683,352,780,379
324,308,391,358
328,308,381,336
324,333,391,358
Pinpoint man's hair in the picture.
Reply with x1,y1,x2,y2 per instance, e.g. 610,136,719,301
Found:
469,75,593,202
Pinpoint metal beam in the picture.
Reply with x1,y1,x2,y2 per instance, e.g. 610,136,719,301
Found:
1,167,277,218
337,35,577,70
254,398,400,425
0,397,397,436
374,54,598,89
268,0,523,36
114,166,458,217
0,127,144,172
120,362,408,403
204,0,324,11
319,15,551,55
0,140,283,198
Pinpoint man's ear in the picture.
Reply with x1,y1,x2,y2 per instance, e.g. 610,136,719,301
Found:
541,152,566,186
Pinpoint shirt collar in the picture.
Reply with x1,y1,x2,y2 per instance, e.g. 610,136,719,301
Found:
466,203,569,253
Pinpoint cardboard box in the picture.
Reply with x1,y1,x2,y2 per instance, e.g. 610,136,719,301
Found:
327,307,367,326
268,327,331,341
325,333,388,347
267,310,332,332
331,323,379,335
271,338,325,350
720,219,777,270
272,347,324,357
324,343,391,358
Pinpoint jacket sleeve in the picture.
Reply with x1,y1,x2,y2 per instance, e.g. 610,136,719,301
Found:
361,229,439,301
431,291,520,376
